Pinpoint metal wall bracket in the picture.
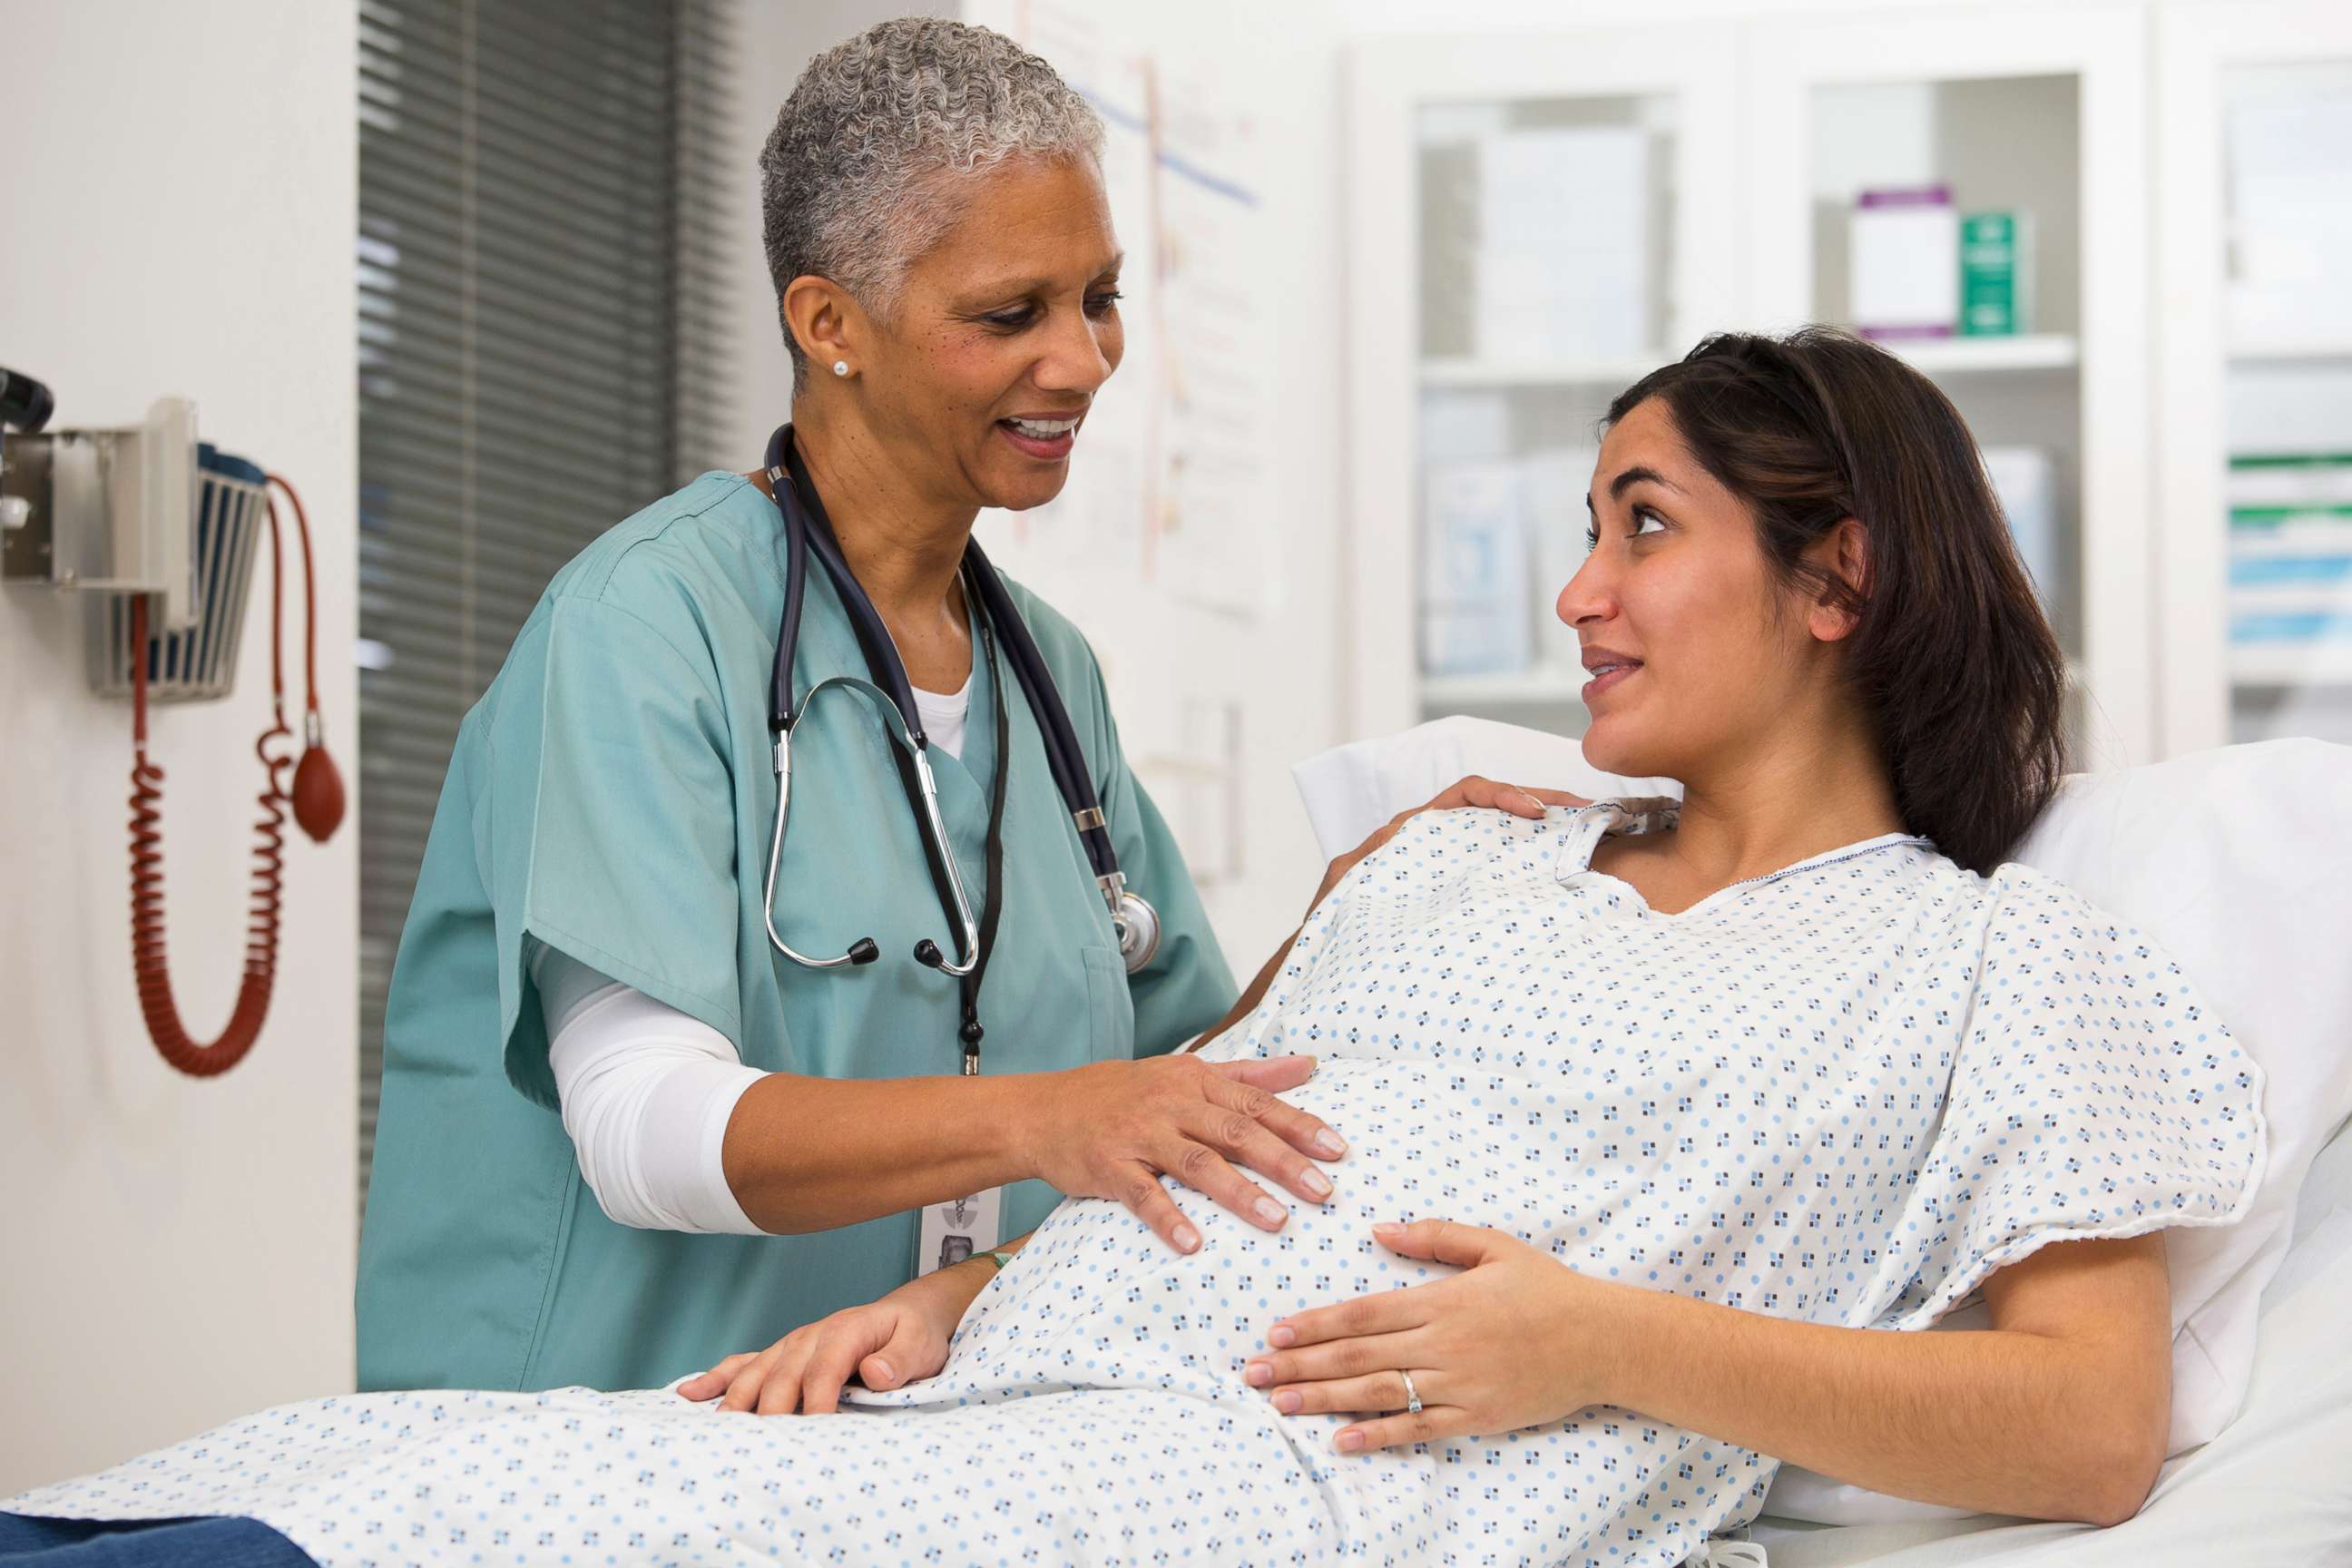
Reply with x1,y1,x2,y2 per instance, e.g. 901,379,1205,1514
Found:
1,398,197,631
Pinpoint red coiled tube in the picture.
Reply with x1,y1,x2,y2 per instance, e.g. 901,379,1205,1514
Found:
125,476,315,1077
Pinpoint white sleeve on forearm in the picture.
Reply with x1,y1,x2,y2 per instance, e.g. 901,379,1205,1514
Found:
531,944,768,1236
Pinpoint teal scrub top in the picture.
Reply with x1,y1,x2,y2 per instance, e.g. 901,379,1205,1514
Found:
356,470,1237,1394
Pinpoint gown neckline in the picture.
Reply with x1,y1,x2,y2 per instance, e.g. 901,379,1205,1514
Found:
1553,800,1931,921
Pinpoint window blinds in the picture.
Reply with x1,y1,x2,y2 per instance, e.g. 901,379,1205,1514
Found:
356,0,738,1211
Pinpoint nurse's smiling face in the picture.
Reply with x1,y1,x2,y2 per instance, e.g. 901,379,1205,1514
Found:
862,155,1125,514
1562,397,1866,786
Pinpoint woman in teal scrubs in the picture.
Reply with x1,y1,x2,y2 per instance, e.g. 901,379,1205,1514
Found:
355,19,1349,1394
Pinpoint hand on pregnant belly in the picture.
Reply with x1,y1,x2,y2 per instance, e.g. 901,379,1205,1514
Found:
1021,1050,1350,1252
1240,1218,1642,1455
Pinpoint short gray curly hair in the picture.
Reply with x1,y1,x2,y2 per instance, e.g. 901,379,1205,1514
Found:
760,17,1106,380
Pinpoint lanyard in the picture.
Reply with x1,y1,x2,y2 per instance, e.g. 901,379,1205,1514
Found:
956,602,1010,1073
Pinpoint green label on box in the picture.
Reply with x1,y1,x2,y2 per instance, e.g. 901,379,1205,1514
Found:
1960,211,2027,338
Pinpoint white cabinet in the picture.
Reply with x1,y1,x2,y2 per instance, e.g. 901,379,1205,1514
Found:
1344,25,1744,743
1744,5,2150,767
1348,1,2351,773
2157,1,2352,756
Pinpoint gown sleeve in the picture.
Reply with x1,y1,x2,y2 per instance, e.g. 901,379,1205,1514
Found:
475,594,745,1108
1872,864,2269,1331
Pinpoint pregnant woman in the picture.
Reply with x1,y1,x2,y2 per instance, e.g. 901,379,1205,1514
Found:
3,331,2265,1568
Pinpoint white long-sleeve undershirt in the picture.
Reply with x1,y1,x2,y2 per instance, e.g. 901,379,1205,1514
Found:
534,944,768,1235
534,672,972,1236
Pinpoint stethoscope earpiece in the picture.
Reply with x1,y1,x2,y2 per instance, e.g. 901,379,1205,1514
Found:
913,939,944,968
848,937,880,965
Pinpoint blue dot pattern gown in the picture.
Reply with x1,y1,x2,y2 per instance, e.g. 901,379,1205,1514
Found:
6,803,2267,1567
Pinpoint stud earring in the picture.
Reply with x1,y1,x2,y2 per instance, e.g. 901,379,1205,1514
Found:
832,359,849,377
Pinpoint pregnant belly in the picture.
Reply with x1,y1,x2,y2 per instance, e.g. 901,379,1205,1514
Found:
887,1057,1537,1403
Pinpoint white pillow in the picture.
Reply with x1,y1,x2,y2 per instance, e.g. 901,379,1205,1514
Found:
2005,739,2352,1449
1289,714,1679,858
1290,722,2352,1490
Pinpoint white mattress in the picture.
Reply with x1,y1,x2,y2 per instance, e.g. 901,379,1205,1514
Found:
1749,1113,2352,1566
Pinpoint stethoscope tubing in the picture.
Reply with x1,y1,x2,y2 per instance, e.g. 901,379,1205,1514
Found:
760,423,1160,980
761,672,983,975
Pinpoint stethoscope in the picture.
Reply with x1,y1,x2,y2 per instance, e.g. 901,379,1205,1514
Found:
760,424,1161,1072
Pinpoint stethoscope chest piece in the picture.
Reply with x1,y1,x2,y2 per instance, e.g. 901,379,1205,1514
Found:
1112,887,1161,973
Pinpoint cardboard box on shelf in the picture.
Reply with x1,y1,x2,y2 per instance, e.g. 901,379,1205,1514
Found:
1851,184,1958,341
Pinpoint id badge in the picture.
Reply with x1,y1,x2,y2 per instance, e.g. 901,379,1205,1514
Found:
916,1187,1003,1277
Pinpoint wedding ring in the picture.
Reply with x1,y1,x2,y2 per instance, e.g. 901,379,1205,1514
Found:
1397,1369,1423,1416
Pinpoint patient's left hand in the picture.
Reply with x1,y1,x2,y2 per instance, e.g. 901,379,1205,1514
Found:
1308,778,1589,916
1240,1219,1637,1455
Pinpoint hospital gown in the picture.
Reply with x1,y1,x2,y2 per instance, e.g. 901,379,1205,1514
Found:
6,802,2267,1568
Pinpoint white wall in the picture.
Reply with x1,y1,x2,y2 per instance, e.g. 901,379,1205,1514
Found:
718,1,951,462
1338,0,2162,29
0,1,358,1494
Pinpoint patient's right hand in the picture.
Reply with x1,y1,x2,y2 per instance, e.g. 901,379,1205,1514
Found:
679,1263,980,1415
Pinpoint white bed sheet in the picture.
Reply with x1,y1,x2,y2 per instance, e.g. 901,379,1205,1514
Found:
1750,1112,2352,1566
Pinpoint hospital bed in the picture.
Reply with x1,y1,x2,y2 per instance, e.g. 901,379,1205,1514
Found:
1292,721,2352,1564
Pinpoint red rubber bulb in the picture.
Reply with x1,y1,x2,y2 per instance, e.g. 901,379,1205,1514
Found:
292,743,346,843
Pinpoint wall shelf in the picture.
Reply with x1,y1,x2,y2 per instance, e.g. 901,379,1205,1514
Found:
1422,664,1586,708
1418,335,2082,388
2229,336,2352,364
1879,334,2081,374
2232,644,2352,685
1419,355,1670,390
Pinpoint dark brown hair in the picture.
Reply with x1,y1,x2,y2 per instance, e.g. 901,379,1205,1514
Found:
1603,328,2066,874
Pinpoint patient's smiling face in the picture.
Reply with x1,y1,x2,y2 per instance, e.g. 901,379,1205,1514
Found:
1562,397,1858,784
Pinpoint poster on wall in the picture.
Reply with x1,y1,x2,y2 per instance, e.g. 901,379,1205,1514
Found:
964,0,1276,621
